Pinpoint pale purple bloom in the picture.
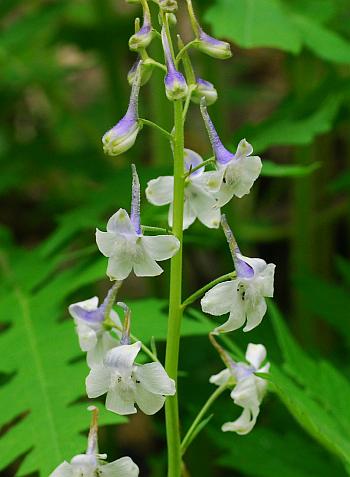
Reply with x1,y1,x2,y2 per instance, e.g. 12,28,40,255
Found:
161,26,188,100
196,29,232,59
210,343,270,435
146,148,222,230
200,98,262,204
102,64,141,156
96,165,180,280
86,341,176,415
201,216,275,333
69,286,122,367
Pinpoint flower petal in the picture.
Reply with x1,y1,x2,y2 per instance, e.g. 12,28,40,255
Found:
75,321,97,352
146,176,174,205
133,243,164,277
168,200,196,230
209,368,231,386
245,343,266,369
107,209,136,235
244,295,267,332
188,183,221,229
86,332,119,368
227,155,262,199
106,387,137,415
214,288,245,333
222,407,258,435
201,281,235,316
141,235,180,261
49,462,74,477
231,375,260,409
104,342,141,376
68,297,99,320
96,230,116,257
106,242,133,280
135,383,166,415
134,362,175,395
101,457,139,477
86,366,111,398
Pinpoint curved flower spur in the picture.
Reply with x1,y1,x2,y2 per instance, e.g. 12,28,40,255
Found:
201,215,275,333
209,337,270,435
96,164,180,280
49,406,139,477
146,148,222,230
200,98,262,205
86,303,175,415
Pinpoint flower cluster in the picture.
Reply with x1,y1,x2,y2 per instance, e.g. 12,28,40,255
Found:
53,0,277,474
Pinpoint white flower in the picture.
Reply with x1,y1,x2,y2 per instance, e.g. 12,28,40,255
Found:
146,149,222,230
202,254,275,333
50,454,139,477
69,295,121,368
200,98,262,204
201,216,275,333
210,343,270,435
96,165,180,280
86,341,176,415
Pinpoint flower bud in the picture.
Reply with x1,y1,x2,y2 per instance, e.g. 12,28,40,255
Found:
128,1,154,51
161,26,188,101
159,0,178,13
102,64,142,156
195,30,232,60
127,57,153,86
191,77,218,106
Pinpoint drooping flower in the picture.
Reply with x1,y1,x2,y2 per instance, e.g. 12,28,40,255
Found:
186,0,231,60
102,63,141,156
86,341,175,415
96,164,180,280
49,407,139,477
210,343,270,435
201,216,275,333
128,0,154,51
68,283,122,367
161,26,188,101
146,148,222,230
200,98,262,204
191,77,218,106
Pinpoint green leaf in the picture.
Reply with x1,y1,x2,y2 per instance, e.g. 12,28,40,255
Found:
204,0,302,53
268,302,350,467
0,247,125,477
214,427,347,477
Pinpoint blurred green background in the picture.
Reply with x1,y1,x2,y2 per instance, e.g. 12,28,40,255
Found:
1,0,350,476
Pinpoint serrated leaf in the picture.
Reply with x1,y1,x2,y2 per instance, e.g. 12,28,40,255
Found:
268,302,350,467
0,248,125,477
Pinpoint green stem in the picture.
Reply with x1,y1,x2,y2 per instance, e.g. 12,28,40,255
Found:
181,272,236,310
144,58,168,72
165,99,185,477
142,225,172,234
175,40,199,66
139,118,172,140
180,383,227,455
185,157,215,177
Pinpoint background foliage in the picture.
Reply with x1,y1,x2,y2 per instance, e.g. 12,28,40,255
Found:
0,0,349,475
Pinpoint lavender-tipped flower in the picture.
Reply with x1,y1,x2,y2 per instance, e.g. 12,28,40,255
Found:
191,77,218,106
159,0,178,13
127,57,153,86
200,98,262,203
186,0,231,60
102,64,142,156
161,26,188,101
129,0,154,51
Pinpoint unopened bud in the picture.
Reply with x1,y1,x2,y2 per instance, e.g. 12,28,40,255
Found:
127,58,154,86
129,1,154,51
161,26,188,101
195,30,232,60
102,64,142,156
191,77,218,105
